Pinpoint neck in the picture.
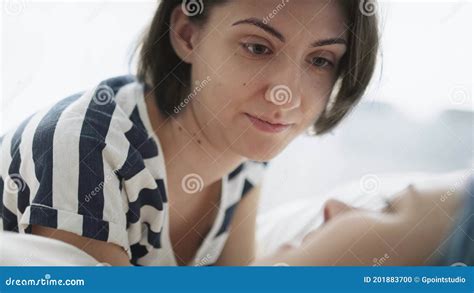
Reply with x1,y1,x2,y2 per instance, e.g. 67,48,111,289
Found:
145,95,245,195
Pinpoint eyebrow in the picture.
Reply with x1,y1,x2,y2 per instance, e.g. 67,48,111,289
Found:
232,17,347,48
311,38,347,48
232,18,286,42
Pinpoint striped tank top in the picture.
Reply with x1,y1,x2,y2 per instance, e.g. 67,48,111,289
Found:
0,75,267,266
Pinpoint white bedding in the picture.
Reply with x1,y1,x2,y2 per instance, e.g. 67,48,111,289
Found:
0,231,102,266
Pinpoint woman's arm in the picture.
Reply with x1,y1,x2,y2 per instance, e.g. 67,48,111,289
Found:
31,225,132,266
214,185,261,266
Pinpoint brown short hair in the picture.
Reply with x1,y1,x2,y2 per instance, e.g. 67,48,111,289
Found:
135,0,379,135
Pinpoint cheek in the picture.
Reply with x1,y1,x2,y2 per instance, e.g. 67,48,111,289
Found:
193,80,248,126
189,58,240,113
198,63,254,115
299,83,333,126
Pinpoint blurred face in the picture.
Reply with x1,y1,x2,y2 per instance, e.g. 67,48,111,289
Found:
320,187,440,234
295,180,465,265
321,179,465,226
251,175,468,266
173,0,348,161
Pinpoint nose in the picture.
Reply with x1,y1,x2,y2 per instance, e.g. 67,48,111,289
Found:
323,199,356,223
264,66,302,111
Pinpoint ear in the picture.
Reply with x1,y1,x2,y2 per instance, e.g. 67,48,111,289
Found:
169,6,200,64
323,199,354,222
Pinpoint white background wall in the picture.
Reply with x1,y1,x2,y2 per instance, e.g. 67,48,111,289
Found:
1,0,472,211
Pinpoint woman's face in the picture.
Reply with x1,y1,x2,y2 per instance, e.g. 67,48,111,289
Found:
176,0,348,161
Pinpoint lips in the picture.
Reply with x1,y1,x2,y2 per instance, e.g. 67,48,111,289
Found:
244,113,292,133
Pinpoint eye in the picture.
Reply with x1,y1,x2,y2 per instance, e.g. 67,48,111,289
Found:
241,43,273,56
310,57,334,69
382,199,396,214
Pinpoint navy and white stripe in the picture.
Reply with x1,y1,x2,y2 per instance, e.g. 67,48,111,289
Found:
0,75,268,266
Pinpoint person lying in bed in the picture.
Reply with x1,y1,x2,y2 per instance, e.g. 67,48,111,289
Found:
253,173,473,266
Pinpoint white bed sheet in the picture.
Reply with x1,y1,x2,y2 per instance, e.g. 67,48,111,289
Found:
0,231,102,266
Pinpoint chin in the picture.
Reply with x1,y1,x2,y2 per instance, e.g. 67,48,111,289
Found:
244,152,278,162
224,115,298,161
238,137,288,162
